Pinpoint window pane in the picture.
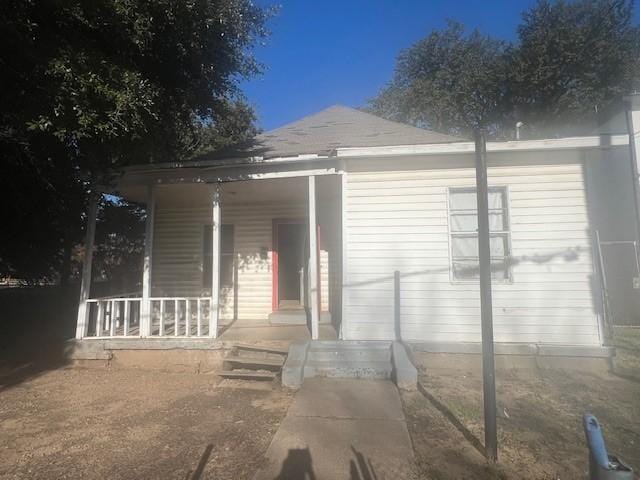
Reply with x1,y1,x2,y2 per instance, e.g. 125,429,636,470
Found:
489,211,507,231
452,259,479,279
452,235,478,257
490,258,510,280
449,189,477,210
450,213,477,232
489,234,508,256
487,189,505,209
221,225,234,254
450,187,505,211
220,254,234,287
453,258,509,280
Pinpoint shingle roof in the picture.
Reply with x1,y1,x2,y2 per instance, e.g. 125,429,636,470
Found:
204,105,462,160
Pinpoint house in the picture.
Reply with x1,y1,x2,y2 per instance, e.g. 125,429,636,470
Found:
72,102,640,369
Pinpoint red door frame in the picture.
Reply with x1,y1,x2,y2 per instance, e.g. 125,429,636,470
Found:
271,218,322,312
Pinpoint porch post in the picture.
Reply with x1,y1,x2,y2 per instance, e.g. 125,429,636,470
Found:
75,193,99,339
141,185,156,337
308,175,320,339
210,182,221,338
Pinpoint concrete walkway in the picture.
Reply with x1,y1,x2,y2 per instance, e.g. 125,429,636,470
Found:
253,378,416,480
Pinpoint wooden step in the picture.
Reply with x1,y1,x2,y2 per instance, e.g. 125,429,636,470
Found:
233,343,289,355
219,370,277,381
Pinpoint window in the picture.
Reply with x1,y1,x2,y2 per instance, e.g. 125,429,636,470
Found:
448,187,511,281
203,225,235,288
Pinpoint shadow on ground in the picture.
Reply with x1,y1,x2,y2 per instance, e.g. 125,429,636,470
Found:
273,446,381,480
0,285,78,391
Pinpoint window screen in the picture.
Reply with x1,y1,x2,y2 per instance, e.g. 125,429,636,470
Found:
448,187,511,281
203,224,234,288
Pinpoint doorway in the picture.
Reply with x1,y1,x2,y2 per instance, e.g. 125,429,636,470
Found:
273,220,307,310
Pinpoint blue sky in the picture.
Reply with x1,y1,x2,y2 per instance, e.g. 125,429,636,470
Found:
241,0,536,131
242,1,640,131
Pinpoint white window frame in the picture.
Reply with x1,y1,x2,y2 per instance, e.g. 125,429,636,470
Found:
446,185,513,284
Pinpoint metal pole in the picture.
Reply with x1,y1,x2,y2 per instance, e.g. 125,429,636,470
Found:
474,131,498,462
594,230,612,339
394,270,401,341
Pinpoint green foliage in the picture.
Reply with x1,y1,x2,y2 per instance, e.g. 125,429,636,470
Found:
369,0,640,138
512,0,640,133
0,0,270,282
92,197,146,292
369,21,512,137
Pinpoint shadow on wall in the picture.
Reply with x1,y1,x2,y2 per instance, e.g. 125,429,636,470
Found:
273,446,379,480
344,245,589,290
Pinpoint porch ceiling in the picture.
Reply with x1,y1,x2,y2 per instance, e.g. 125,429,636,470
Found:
117,175,340,207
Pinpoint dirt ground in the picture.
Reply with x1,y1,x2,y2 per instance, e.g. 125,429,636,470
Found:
404,327,640,480
0,367,293,480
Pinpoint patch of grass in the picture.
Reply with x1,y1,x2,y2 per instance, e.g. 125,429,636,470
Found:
410,340,640,479
612,326,640,382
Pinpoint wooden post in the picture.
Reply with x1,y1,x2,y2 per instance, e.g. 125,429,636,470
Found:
75,193,99,339
141,185,156,337
308,175,320,340
210,183,221,338
474,131,498,463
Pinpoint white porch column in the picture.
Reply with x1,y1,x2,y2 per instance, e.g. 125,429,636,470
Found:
141,185,156,337
210,182,221,338
75,193,99,339
308,175,320,340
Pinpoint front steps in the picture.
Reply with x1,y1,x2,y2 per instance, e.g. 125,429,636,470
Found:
303,341,393,379
219,343,288,381
281,340,417,389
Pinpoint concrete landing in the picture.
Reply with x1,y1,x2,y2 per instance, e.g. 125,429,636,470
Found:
253,378,416,480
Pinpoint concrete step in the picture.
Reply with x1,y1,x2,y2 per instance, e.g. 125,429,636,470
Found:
223,355,285,371
303,360,393,380
308,348,390,362
219,370,277,381
233,343,288,355
309,340,391,350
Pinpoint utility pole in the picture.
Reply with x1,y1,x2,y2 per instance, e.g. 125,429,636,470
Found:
474,130,498,462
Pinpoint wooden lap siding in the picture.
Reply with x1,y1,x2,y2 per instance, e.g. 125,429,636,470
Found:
343,155,601,345
152,202,331,321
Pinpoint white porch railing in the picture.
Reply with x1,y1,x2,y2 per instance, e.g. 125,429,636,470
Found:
86,297,213,338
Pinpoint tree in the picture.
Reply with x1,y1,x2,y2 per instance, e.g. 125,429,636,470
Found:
368,0,640,138
512,0,640,135
0,0,270,283
368,21,512,138
92,197,146,295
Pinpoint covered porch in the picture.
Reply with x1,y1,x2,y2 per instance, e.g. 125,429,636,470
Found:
75,172,342,343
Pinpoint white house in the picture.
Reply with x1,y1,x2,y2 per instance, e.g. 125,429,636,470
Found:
73,103,640,360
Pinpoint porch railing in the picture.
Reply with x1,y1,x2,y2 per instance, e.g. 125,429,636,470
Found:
86,297,213,338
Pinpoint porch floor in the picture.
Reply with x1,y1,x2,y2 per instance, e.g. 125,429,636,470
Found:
218,317,337,342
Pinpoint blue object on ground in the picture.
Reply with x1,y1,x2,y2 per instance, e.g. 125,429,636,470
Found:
584,414,610,468
583,413,634,480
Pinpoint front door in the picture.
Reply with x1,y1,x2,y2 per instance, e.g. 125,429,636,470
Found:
273,221,306,310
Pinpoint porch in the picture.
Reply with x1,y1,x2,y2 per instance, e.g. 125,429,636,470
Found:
75,173,342,343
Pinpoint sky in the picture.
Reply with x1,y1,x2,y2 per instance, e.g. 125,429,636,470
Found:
241,0,538,131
